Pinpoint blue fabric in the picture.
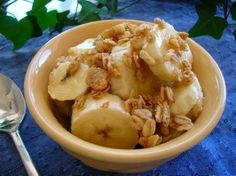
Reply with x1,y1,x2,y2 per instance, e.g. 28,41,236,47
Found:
0,1,235,175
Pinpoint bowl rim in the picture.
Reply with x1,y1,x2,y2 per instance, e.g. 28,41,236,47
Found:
24,19,226,163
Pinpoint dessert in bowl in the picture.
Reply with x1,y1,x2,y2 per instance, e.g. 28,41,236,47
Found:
24,19,226,173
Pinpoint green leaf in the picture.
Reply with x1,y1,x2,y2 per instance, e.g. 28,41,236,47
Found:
231,2,236,20
45,10,58,27
0,16,42,49
32,0,50,11
0,0,6,9
189,1,228,39
0,8,5,16
80,12,101,24
97,0,106,4
15,16,42,49
0,0,138,50
195,3,216,19
189,16,228,39
0,16,18,40
97,0,106,8
54,10,78,32
28,8,57,30
105,0,118,16
0,0,6,16
78,0,103,24
233,30,236,39
200,0,221,6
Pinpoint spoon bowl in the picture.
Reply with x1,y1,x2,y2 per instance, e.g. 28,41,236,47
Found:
0,73,39,176
0,74,26,132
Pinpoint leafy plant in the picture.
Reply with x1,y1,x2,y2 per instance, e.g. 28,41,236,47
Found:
189,0,236,39
0,0,140,50
1,0,236,51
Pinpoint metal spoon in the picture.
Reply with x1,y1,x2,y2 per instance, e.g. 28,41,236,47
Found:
0,73,39,176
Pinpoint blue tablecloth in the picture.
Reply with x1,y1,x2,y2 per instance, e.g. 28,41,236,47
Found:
0,1,235,175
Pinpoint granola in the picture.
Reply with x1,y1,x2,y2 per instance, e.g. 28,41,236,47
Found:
95,38,117,53
142,119,156,137
139,50,155,65
133,109,153,120
48,18,204,149
178,32,189,40
159,86,175,103
130,115,145,131
101,101,110,108
67,60,80,76
153,18,166,29
86,67,109,91
73,95,86,110
90,84,111,98
170,115,193,131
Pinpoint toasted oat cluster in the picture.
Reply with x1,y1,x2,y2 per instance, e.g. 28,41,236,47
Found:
48,18,204,149
125,89,194,147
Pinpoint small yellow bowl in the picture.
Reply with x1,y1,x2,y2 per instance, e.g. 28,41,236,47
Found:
24,19,226,173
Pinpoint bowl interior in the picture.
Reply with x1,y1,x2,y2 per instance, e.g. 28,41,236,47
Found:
24,20,226,162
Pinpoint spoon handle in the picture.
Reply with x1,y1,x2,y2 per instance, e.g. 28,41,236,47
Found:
10,130,39,176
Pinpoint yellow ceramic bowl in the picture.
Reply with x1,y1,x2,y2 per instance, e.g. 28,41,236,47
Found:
24,20,226,173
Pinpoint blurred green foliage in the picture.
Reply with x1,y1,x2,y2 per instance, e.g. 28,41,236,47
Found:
0,0,235,50
0,0,140,50
189,0,236,39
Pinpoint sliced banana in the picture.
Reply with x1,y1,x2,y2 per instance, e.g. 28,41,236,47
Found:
110,41,158,99
71,93,139,149
48,62,89,101
135,64,160,95
170,75,203,116
109,41,137,99
68,38,95,56
142,23,176,64
141,21,192,82
187,100,203,120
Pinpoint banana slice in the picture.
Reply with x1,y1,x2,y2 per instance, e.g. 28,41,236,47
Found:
48,62,89,101
136,64,161,95
110,41,137,99
71,93,139,149
142,23,176,64
141,21,192,82
187,100,203,120
170,75,203,116
110,42,158,99
68,38,95,56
